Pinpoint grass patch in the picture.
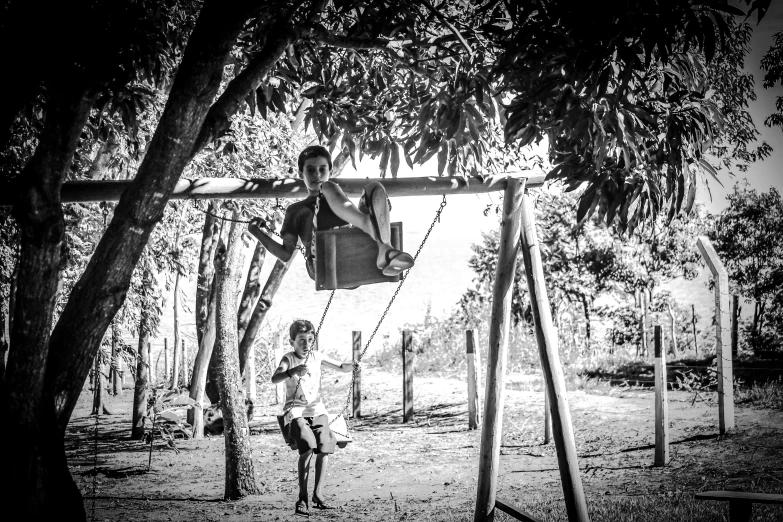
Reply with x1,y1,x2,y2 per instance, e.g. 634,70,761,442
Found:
430,494,782,522
735,378,783,410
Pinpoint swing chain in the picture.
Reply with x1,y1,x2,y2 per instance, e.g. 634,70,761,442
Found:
334,194,448,421
92,202,110,521
191,201,309,260
280,288,335,416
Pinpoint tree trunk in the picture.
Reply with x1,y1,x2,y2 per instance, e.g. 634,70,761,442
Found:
189,278,218,437
171,208,184,389
47,0,257,432
640,290,650,358
180,339,189,387
213,215,259,499
196,202,221,346
668,303,678,357
237,257,294,376
111,324,123,396
237,242,265,373
131,314,152,440
91,355,104,414
2,78,96,521
172,271,181,386
691,304,699,355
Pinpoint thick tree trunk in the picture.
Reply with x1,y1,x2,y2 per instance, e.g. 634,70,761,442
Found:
47,0,257,432
2,78,96,520
237,257,294,376
237,242,265,372
189,278,218,437
131,321,151,441
213,215,259,499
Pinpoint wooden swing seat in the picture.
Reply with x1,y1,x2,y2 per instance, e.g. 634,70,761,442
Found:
314,222,403,291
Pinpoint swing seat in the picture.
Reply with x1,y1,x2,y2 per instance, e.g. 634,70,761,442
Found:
276,414,352,449
314,222,403,291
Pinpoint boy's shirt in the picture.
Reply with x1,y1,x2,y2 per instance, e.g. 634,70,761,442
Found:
281,349,342,424
280,195,348,279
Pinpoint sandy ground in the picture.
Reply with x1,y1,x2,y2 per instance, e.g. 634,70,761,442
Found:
68,368,783,521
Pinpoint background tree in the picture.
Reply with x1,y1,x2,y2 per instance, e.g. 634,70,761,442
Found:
709,182,783,352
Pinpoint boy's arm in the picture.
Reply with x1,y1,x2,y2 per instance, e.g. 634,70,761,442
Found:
247,221,296,262
321,353,356,374
271,357,291,384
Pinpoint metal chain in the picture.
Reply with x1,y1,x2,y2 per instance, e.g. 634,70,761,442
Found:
192,201,309,260
92,202,110,521
332,195,448,422
281,288,335,416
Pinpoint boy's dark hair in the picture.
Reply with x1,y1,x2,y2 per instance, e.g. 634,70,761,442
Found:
297,145,332,172
289,319,315,341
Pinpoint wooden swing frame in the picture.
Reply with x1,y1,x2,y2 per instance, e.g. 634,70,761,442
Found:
31,173,590,522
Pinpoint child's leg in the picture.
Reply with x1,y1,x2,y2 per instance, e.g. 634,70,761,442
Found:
320,181,408,271
312,453,329,501
320,181,384,239
298,450,313,502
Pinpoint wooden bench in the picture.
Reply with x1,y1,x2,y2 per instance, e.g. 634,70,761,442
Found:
495,497,542,522
695,491,783,521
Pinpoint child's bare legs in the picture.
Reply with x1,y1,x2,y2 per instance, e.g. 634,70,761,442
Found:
298,450,313,503
312,453,329,502
320,180,394,268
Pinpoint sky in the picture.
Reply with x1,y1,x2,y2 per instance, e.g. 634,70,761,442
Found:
149,7,783,364
697,1,783,211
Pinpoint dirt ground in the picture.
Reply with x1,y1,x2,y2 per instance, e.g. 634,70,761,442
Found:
68,368,783,521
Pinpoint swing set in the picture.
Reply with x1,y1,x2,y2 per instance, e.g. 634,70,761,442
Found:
54,172,592,522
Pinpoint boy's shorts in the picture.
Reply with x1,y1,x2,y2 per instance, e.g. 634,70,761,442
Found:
289,415,337,455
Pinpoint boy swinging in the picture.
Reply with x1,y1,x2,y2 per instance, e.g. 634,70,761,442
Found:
247,145,414,279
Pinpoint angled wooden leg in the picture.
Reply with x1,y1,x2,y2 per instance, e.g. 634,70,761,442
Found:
729,500,752,522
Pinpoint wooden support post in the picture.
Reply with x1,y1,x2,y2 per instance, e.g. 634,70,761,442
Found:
519,193,589,522
697,237,735,434
654,325,670,467
402,330,414,423
544,389,552,445
731,295,740,359
466,329,481,430
474,179,525,522
352,331,362,418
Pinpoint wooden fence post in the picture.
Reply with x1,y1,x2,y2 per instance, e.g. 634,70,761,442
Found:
731,295,740,359
402,330,414,423
474,179,525,522
353,331,362,418
519,193,589,522
466,329,481,430
697,237,735,434
654,326,670,467
544,388,552,445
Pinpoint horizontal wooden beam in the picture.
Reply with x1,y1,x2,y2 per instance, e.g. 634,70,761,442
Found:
0,173,545,206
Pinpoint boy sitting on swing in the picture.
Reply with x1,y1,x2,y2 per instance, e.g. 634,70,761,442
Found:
271,319,357,516
248,145,414,279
